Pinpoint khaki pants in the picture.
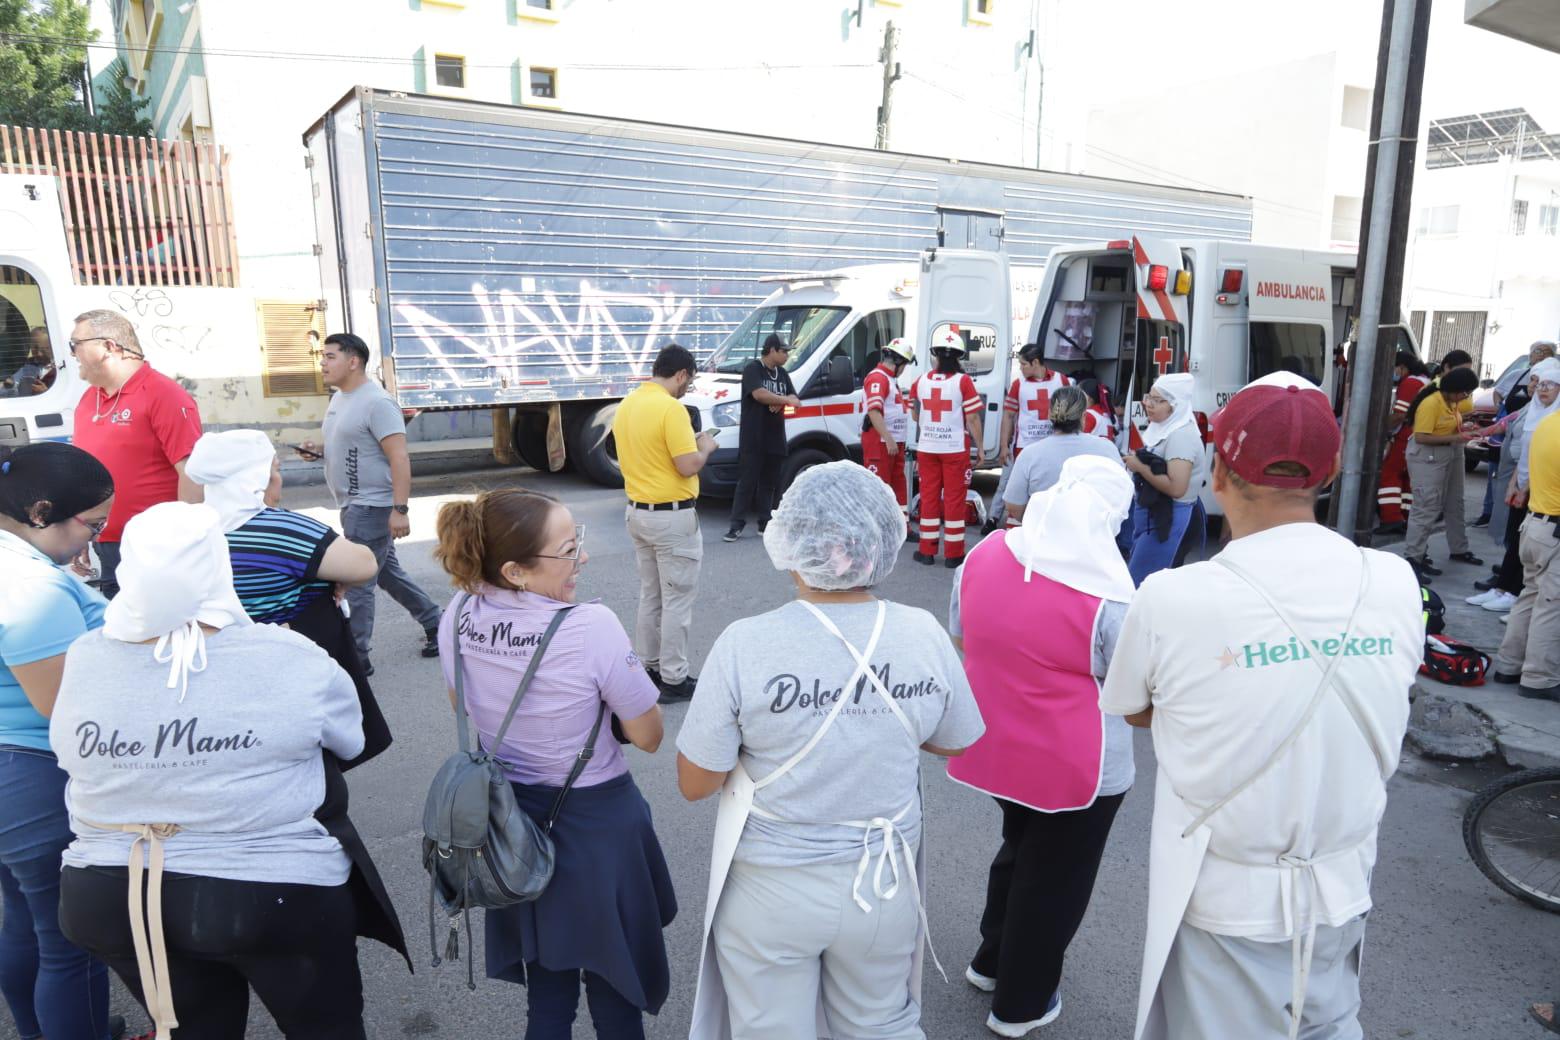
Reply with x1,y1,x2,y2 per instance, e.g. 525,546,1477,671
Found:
1404,441,1468,558
625,505,701,684
1495,514,1560,689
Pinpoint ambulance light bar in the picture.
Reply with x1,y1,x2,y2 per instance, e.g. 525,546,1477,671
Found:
1106,239,1131,250
756,270,854,286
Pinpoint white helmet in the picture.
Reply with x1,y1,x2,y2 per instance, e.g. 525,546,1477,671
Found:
882,337,914,364
931,329,967,356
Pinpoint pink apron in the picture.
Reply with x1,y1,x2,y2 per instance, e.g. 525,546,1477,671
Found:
947,531,1106,811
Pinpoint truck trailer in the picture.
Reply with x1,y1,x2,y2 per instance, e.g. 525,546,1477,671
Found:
303,86,1252,488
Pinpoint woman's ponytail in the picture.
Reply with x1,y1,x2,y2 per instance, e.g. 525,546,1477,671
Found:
434,498,487,593
434,487,560,593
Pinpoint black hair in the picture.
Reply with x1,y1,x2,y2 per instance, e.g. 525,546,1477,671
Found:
323,332,370,364
652,344,697,379
1404,365,1480,427
1018,343,1046,365
1394,350,1429,377
0,443,114,529
1438,349,1473,373
761,333,789,356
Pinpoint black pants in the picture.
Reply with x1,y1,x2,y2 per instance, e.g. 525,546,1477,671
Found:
972,793,1125,1023
729,452,784,528
1498,504,1529,595
524,962,643,1040
94,541,122,599
59,867,366,1040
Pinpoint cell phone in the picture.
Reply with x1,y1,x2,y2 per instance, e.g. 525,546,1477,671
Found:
288,443,323,461
700,427,720,438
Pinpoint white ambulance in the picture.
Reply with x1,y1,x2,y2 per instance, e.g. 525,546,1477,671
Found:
688,249,1039,494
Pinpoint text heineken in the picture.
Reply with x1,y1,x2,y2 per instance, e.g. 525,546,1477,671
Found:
1241,635,1394,669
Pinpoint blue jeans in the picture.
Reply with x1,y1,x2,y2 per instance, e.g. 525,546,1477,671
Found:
340,504,442,658
1128,499,1204,586
524,962,643,1040
0,747,110,1040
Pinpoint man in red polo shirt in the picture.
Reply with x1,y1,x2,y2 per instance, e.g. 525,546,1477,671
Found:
69,309,203,596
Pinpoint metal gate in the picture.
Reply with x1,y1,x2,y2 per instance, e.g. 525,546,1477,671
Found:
937,206,1005,251
1429,310,1487,374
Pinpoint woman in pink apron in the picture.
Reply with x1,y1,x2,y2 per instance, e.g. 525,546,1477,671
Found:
947,455,1137,1037
676,461,986,1040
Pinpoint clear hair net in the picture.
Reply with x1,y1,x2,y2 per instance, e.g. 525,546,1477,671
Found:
764,460,906,590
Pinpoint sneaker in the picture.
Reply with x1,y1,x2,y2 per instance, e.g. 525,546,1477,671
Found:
987,992,1061,1037
109,1015,128,1040
1466,589,1499,606
945,557,963,569
658,676,697,703
723,524,744,543
421,629,441,658
1494,671,1522,684
1474,576,1502,592
646,666,663,690
1373,521,1407,536
913,552,936,565
1449,552,1485,566
1408,555,1443,577
1519,684,1560,702
965,964,996,993
1471,514,1491,528
1481,590,1518,612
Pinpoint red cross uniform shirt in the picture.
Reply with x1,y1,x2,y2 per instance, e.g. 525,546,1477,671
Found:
1082,406,1116,442
1004,370,1071,449
863,364,909,442
1390,374,1430,448
72,365,203,543
912,372,981,454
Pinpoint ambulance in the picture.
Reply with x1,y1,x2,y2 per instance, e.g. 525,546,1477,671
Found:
690,249,1035,494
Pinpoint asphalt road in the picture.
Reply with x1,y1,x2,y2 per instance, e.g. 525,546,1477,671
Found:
5,465,1557,1040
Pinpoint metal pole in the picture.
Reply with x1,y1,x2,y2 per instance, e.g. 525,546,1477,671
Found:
1334,0,1419,539
875,21,899,150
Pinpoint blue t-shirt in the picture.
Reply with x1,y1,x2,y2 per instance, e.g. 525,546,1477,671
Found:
0,530,107,750
226,507,337,625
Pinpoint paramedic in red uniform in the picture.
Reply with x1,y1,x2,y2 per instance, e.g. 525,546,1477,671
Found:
990,345,1071,528
861,337,915,520
68,308,204,597
911,330,984,568
1375,350,1431,535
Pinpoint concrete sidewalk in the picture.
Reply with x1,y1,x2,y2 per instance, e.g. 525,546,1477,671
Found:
1384,471,1560,768
280,435,500,486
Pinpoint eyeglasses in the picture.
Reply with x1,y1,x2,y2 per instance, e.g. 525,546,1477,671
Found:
68,337,109,354
1143,394,1169,406
1538,381,1560,393
533,524,586,565
73,514,109,537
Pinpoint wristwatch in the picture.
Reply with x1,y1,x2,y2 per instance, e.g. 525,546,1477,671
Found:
392,504,410,515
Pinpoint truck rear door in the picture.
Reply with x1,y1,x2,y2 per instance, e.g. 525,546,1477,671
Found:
914,248,1011,460
1124,236,1190,447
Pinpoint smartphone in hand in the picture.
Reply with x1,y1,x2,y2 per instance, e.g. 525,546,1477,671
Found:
288,443,323,461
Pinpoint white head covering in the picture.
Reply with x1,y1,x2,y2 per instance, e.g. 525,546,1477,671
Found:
765,460,905,590
1142,372,1196,448
1519,357,1560,453
184,430,276,532
1004,455,1135,603
102,502,252,700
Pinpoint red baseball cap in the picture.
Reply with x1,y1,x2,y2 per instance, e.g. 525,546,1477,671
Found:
1211,372,1340,489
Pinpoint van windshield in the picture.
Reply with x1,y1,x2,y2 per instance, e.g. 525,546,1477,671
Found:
704,305,849,374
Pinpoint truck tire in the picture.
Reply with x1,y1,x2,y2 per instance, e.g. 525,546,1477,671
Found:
780,447,833,492
510,410,551,472
565,401,624,488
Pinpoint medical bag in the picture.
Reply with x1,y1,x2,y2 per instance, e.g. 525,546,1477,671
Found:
1420,634,1490,687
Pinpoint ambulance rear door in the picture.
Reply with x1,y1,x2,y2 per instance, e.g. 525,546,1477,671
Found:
1244,256,1334,399
914,247,1012,461
1123,236,1191,449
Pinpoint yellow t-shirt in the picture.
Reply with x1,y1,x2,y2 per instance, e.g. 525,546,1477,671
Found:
1412,392,1461,438
612,382,699,503
1528,412,1560,516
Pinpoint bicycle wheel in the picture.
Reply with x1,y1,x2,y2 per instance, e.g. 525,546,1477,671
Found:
1463,767,1560,914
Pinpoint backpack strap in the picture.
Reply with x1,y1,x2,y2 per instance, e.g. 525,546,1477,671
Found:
543,702,607,832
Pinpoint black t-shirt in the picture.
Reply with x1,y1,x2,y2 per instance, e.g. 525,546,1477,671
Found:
740,359,796,455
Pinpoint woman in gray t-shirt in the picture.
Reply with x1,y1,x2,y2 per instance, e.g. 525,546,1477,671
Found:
676,461,985,1040
1123,373,1208,585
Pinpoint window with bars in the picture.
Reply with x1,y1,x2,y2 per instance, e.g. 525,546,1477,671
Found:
529,67,557,99
434,54,466,89
1511,199,1529,236
1540,204,1559,237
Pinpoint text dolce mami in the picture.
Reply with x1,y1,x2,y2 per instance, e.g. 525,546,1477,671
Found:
75,718,262,768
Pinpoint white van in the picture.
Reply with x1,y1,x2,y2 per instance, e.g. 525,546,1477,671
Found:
687,249,1039,494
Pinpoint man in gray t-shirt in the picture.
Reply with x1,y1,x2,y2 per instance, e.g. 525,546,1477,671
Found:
300,333,442,669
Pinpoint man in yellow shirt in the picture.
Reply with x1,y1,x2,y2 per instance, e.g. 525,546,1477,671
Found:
1494,405,1560,701
613,344,716,702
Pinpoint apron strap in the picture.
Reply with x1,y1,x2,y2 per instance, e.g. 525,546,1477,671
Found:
796,600,918,741
752,601,886,792
81,819,182,1036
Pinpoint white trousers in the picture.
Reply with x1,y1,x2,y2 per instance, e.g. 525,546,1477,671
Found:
1160,916,1367,1040
711,858,923,1040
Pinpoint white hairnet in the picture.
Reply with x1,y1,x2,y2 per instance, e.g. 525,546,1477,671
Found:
185,430,276,532
1005,455,1134,603
764,460,906,590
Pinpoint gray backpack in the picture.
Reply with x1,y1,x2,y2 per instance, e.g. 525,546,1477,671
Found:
421,595,605,988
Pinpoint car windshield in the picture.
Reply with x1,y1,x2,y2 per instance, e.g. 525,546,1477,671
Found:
704,305,850,374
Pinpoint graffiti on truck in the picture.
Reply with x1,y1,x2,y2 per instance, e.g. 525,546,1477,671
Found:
394,280,693,385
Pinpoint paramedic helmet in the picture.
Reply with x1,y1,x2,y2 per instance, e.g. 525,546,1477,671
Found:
764,460,905,591
930,329,967,357
881,338,915,365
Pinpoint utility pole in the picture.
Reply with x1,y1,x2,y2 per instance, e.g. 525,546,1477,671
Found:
875,20,900,150
1332,0,1433,545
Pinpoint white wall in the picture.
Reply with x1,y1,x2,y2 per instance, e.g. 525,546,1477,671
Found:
181,0,1046,297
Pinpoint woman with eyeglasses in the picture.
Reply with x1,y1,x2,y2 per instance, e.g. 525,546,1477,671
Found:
0,443,119,1040
1402,365,1492,580
433,488,673,1040
1121,373,1209,585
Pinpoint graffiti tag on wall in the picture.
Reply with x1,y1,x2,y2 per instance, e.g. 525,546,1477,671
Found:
394,280,692,384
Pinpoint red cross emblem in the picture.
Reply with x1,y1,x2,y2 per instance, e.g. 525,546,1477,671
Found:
923,387,953,423
1025,389,1050,419
1153,336,1174,376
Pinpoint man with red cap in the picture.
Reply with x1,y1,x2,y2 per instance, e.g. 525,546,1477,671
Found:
1101,372,1423,1040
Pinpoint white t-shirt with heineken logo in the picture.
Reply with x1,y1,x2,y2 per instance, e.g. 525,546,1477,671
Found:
1100,522,1422,939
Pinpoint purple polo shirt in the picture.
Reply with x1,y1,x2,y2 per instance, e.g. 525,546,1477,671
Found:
437,586,659,787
